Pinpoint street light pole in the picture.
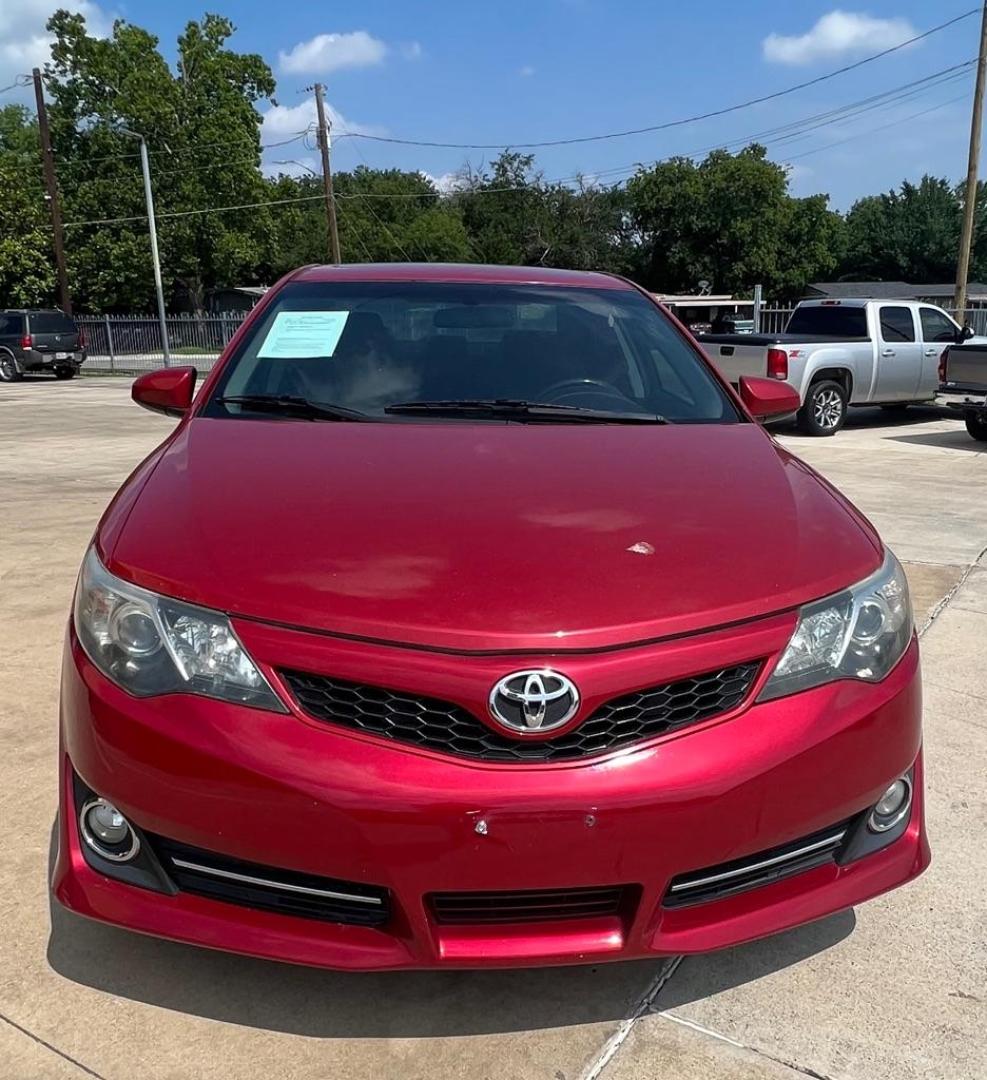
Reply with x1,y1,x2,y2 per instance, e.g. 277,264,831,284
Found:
119,127,171,366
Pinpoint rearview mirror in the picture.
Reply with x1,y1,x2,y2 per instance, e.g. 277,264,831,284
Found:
959,324,975,342
432,306,515,329
739,375,800,422
132,366,197,417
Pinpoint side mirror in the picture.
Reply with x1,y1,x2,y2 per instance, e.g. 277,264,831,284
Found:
960,324,975,342
739,375,800,421
132,367,197,417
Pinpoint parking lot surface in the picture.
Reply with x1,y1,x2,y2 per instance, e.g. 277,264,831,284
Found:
1,379,984,1080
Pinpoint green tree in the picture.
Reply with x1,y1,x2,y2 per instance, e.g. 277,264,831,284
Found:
0,105,55,307
842,176,961,283
44,9,275,311
454,152,630,272
626,144,840,296
264,166,474,269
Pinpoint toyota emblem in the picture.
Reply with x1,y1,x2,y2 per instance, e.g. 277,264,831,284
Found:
488,669,580,734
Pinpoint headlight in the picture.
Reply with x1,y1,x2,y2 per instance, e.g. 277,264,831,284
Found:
74,547,286,711
759,551,912,702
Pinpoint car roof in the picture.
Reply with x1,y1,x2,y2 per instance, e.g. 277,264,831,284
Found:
290,263,632,290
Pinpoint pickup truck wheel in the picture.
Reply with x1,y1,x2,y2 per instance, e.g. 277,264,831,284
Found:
964,411,987,442
798,380,846,436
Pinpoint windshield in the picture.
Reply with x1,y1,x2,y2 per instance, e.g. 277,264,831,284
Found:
205,281,739,423
786,305,869,338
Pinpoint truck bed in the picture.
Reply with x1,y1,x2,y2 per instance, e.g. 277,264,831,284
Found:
697,333,871,347
698,332,872,386
942,342,987,390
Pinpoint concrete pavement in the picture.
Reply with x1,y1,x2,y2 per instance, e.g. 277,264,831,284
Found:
1,381,984,1079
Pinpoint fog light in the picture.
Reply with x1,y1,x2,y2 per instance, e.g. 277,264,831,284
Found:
80,797,140,861
867,777,912,833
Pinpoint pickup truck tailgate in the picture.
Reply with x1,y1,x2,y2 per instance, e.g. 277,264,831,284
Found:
944,343,987,388
700,340,768,383
697,333,802,384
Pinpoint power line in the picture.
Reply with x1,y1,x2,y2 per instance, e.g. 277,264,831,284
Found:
575,61,976,185
54,130,311,171
784,92,971,162
63,192,326,228
0,75,32,95
332,196,377,263
57,58,979,227
333,8,978,150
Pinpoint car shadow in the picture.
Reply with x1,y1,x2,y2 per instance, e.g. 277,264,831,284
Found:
45,819,855,1038
775,405,949,440
885,429,987,453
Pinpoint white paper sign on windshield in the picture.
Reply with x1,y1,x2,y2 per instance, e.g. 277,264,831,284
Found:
257,311,350,359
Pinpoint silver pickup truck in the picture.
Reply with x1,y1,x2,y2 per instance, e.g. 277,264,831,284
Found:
698,299,976,436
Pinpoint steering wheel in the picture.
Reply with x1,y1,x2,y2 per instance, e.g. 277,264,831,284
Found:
536,377,638,410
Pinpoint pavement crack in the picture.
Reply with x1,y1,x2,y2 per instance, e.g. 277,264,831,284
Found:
659,1011,838,1080
918,543,987,636
0,1011,109,1080
578,955,683,1080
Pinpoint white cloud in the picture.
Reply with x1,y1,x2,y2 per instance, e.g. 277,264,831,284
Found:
763,10,917,66
421,171,462,195
519,64,535,77
261,98,383,141
0,0,113,92
278,30,387,76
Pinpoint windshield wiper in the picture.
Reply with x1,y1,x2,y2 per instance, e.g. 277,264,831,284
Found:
383,399,669,424
216,394,369,422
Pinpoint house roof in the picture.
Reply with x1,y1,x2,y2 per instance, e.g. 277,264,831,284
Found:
806,281,987,301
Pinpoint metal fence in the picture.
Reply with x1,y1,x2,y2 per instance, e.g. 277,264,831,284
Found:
76,313,247,373
759,307,793,333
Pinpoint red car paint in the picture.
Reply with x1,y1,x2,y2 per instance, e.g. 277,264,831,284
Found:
54,263,928,970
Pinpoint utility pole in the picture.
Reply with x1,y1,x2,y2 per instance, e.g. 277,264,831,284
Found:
33,68,71,314
314,83,342,264
119,128,171,366
954,1,987,318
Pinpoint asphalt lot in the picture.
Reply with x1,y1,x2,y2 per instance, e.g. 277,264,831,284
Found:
1,377,985,1080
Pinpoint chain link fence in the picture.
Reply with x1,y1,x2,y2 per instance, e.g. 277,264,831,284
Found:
76,313,247,373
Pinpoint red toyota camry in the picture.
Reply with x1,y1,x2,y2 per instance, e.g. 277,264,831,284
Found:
54,264,928,970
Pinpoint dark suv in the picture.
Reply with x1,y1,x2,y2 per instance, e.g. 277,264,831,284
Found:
0,309,86,382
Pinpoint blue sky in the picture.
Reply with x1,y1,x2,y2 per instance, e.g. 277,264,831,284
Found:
2,1,982,209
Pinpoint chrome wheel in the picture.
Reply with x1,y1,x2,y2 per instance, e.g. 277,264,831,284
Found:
813,388,843,429
0,353,18,382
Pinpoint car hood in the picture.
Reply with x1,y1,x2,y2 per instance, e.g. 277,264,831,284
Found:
106,418,881,652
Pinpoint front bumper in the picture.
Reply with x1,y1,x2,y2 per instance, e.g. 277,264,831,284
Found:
54,619,929,971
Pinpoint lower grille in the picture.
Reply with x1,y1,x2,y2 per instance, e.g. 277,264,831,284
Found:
663,820,852,908
150,836,391,927
430,885,629,925
282,663,760,763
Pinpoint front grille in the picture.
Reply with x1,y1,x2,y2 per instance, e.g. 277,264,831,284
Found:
282,663,759,763
150,836,391,927
430,885,629,925
662,819,852,909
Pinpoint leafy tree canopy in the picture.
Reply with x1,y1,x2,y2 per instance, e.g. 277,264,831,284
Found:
0,8,977,312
